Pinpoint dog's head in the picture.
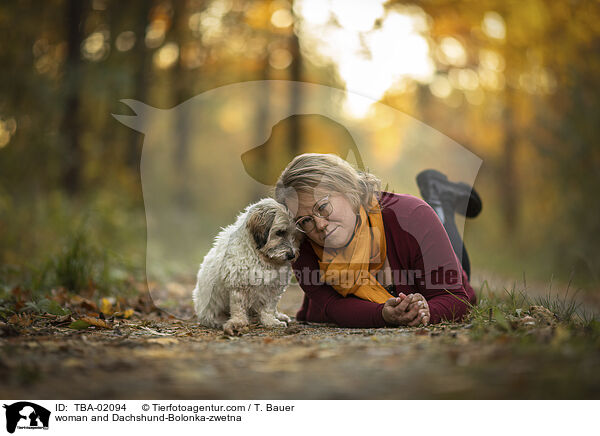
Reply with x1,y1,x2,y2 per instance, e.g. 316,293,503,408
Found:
246,198,302,264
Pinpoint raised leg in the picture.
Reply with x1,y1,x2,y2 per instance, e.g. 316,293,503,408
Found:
438,194,471,280
416,170,475,280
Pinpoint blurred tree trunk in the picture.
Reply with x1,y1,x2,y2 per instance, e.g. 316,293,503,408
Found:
127,0,153,171
288,6,302,156
172,0,193,206
249,57,271,200
255,64,270,150
173,0,189,172
500,90,518,232
62,0,85,195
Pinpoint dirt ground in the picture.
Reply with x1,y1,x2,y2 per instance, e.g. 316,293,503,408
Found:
1,282,600,400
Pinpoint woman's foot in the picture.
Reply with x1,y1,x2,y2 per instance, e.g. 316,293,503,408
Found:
416,169,482,218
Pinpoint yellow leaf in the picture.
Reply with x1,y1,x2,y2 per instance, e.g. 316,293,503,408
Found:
100,298,113,316
80,316,112,329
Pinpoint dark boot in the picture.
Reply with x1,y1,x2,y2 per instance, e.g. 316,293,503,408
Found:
416,169,476,279
416,169,482,218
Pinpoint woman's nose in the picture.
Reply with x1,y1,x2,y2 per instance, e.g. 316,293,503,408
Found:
313,215,329,231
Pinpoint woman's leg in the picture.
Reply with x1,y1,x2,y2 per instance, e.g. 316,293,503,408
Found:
416,170,479,280
437,197,471,280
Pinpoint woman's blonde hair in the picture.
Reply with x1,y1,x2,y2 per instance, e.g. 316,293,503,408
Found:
274,153,382,213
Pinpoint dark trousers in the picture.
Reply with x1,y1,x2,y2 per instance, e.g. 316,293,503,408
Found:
430,203,471,280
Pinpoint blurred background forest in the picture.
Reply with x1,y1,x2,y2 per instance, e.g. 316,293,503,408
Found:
1,0,599,303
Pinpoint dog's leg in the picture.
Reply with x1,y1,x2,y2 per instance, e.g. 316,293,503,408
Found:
271,294,291,324
223,289,250,336
258,298,288,328
275,311,291,324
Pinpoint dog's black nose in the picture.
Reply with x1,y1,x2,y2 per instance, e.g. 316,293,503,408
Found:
286,251,295,260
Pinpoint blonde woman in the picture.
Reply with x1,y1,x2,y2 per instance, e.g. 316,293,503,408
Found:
274,153,481,327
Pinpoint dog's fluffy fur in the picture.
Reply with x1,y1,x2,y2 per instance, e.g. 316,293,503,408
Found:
192,198,301,335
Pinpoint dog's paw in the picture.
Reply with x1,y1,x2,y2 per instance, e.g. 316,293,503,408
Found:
223,319,249,336
261,318,288,328
275,312,291,324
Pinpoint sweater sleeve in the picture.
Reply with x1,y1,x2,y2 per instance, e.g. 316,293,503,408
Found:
292,243,388,328
408,204,473,324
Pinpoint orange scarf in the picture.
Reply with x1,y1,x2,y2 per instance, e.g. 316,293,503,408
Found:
309,197,394,304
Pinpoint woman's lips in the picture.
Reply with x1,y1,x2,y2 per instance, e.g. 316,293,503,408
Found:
325,226,339,239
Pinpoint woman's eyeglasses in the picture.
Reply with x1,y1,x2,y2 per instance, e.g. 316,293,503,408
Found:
295,195,333,233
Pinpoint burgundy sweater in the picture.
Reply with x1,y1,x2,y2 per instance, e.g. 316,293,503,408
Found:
292,191,477,327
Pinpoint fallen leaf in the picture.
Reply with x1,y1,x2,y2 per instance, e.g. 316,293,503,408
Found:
100,298,113,316
69,320,91,330
8,314,32,327
37,298,70,316
113,308,135,319
71,295,98,311
80,317,112,329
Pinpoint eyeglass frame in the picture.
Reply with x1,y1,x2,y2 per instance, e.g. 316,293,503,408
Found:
294,195,333,233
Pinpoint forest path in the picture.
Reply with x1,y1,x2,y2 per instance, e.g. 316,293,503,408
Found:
2,283,599,399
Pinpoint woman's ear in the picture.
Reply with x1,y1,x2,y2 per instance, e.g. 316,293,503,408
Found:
246,204,276,249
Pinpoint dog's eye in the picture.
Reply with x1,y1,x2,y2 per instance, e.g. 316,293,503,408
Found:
275,230,286,237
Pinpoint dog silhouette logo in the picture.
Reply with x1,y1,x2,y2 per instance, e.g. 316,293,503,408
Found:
241,114,367,185
3,402,50,433
111,81,483,316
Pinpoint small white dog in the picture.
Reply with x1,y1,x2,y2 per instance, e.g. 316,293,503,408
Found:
192,198,302,335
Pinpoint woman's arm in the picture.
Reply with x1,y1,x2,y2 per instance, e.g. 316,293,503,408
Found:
292,244,389,328
408,204,473,324
419,287,471,324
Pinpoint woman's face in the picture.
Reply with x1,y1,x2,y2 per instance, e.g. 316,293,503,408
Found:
286,188,358,249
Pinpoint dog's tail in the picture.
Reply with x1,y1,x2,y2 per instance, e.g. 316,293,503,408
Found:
192,282,212,318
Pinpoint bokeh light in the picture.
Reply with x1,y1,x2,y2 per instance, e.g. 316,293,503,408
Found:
153,42,179,69
295,0,435,117
115,31,136,52
482,11,506,40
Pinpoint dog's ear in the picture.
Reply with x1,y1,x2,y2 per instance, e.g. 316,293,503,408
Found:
246,204,276,249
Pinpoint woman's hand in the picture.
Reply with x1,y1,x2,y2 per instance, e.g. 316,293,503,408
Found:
407,293,430,327
382,293,430,327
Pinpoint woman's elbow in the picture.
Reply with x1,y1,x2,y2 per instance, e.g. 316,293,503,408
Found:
430,297,472,324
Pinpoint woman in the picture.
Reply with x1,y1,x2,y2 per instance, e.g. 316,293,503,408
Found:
274,153,481,327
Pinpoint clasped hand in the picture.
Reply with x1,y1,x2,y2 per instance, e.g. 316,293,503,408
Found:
382,293,430,327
